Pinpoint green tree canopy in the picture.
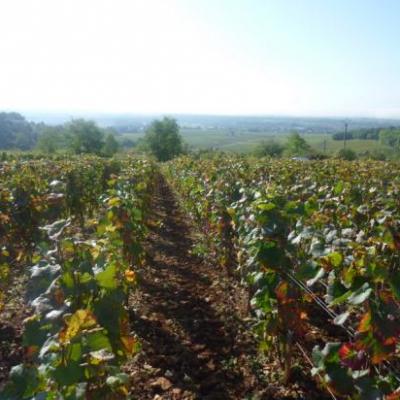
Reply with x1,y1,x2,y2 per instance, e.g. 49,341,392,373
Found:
36,126,66,154
337,148,357,161
380,128,400,149
67,119,105,155
102,133,119,156
143,117,183,161
254,140,284,158
285,132,312,156
0,112,35,149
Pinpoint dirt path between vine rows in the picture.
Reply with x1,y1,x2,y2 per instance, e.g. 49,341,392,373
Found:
124,175,328,400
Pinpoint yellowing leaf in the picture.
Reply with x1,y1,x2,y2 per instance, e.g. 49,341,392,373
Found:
357,312,371,333
59,309,97,344
124,269,136,284
1,249,9,257
108,197,121,207
105,225,117,233
121,336,139,355
117,386,129,396
90,245,101,259
275,281,288,302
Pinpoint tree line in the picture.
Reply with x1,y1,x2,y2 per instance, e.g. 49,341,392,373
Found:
0,112,184,161
0,112,120,156
332,126,400,147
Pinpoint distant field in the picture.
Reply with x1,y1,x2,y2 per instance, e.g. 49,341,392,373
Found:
119,129,385,154
301,135,382,154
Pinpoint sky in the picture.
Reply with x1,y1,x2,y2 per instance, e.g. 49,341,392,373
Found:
0,0,399,117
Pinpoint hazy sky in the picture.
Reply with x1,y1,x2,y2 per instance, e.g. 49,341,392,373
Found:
0,0,399,117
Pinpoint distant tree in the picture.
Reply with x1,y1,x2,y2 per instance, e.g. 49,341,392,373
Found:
337,148,357,161
332,128,380,141
143,117,183,161
255,140,284,158
36,127,61,154
67,119,105,155
285,132,311,156
14,132,34,150
0,112,34,149
102,133,119,156
380,128,400,149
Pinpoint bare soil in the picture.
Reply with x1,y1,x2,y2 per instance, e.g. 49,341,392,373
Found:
0,271,29,386
124,176,329,400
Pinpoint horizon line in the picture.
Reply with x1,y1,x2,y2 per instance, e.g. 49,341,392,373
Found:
3,108,400,121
